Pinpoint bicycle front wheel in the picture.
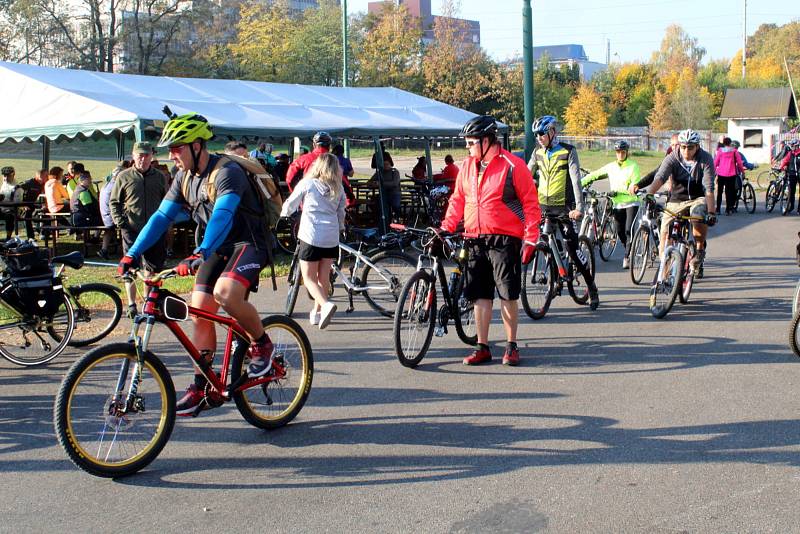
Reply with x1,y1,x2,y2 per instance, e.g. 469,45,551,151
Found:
765,183,777,212
780,182,790,213
0,294,75,366
629,227,650,285
393,270,437,368
65,284,123,346
521,244,556,320
755,169,772,189
568,236,596,305
360,251,417,317
743,183,756,214
284,254,301,317
792,279,800,317
649,249,683,319
231,315,313,430
598,218,617,261
679,244,696,304
53,343,175,478
451,270,477,346
790,312,800,358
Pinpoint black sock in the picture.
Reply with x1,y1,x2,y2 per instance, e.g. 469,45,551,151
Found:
255,333,268,346
194,374,207,388
506,341,517,352
478,343,490,352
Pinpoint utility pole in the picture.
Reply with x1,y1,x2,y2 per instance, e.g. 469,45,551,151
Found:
606,38,610,65
342,0,350,157
742,0,747,79
522,0,534,161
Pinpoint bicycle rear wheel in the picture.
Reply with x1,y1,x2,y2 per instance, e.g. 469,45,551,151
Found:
0,294,74,366
65,284,123,347
743,183,756,214
521,244,556,320
53,343,175,477
393,270,436,368
629,227,650,285
780,182,790,213
360,251,417,317
598,217,617,261
568,236,595,305
649,249,683,319
231,315,313,429
755,169,773,189
451,271,477,346
275,217,298,255
792,279,800,317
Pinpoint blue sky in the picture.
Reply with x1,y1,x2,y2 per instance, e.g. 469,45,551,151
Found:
346,0,798,64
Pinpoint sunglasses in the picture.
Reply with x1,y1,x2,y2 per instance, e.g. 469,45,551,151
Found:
465,139,481,147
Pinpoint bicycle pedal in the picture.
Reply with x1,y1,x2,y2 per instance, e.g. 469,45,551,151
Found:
434,326,446,337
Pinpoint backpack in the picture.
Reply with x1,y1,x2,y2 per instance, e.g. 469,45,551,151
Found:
183,154,283,230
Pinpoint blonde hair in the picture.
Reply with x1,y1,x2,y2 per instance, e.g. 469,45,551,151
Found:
307,153,343,200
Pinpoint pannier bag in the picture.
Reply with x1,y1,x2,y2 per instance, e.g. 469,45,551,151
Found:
0,274,64,318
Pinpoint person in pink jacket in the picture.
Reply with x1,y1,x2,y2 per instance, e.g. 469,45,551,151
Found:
714,137,744,215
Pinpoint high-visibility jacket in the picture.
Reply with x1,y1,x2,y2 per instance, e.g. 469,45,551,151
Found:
442,147,541,243
528,142,583,211
581,158,641,208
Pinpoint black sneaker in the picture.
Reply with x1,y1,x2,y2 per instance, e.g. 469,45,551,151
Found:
126,304,138,319
176,384,207,417
589,288,600,311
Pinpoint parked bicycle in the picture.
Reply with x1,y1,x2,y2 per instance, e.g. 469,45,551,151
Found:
732,174,757,214
54,267,313,478
629,192,665,285
285,226,417,318
648,209,710,319
521,213,595,320
579,188,617,262
764,169,786,213
756,166,784,190
393,226,477,368
0,240,122,366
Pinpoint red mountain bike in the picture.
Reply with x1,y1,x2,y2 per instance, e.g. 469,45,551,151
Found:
54,268,313,478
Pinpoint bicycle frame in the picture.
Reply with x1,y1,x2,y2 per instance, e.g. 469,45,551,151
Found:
334,241,394,295
539,216,571,280
654,212,695,285
125,277,278,407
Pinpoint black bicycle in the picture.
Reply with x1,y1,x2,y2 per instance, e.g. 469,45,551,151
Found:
629,192,665,285
764,169,786,213
521,214,595,320
392,226,477,368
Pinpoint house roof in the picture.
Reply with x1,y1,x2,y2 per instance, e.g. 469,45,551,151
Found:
532,44,588,62
719,87,798,120
0,61,506,143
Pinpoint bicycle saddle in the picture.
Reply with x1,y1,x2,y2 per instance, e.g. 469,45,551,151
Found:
51,251,84,269
350,227,380,241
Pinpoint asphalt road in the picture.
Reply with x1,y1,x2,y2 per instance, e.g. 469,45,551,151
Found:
3,208,800,533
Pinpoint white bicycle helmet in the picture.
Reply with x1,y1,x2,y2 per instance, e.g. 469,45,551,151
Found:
678,129,701,145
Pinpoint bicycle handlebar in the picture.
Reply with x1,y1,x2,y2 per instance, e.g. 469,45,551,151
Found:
119,267,177,284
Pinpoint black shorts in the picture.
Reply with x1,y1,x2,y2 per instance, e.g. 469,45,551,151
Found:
297,240,339,262
121,228,166,272
464,235,522,301
195,243,268,294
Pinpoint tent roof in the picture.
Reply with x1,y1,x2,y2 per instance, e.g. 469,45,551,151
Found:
0,61,505,143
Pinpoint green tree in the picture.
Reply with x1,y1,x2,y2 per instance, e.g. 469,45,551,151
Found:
651,24,705,79
229,0,294,82
488,60,524,133
669,74,713,130
532,55,577,121
421,0,493,113
356,1,422,91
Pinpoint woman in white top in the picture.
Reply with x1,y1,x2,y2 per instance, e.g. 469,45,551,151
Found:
280,153,346,329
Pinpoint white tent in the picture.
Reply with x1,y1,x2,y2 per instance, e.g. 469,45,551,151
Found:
0,61,506,143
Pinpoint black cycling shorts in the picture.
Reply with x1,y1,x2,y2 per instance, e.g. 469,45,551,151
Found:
297,240,339,261
464,235,522,301
195,243,268,294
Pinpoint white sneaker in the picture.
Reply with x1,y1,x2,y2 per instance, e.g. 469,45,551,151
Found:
319,302,337,330
309,309,320,326
622,257,630,269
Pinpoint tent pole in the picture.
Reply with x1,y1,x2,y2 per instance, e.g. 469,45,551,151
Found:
373,136,388,235
424,138,433,179
115,131,125,161
40,137,50,171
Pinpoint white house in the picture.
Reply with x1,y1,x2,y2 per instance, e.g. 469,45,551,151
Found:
719,87,798,164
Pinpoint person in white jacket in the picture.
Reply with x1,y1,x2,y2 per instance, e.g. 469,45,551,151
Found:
280,153,346,329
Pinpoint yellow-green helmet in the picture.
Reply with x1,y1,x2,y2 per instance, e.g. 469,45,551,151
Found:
157,113,214,148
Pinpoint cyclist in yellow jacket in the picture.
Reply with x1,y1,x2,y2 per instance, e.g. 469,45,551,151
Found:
581,140,641,269
527,115,599,309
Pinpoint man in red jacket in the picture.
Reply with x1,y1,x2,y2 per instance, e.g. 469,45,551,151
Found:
286,131,333,191
441,116,541,366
